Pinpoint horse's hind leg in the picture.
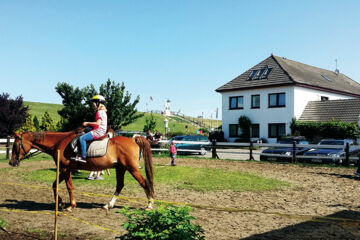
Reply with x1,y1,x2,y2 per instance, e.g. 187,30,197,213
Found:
129,168,154,209
52,172,66,210
103,166,126,210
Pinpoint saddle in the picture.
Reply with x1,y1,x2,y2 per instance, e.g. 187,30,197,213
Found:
70,132,113,158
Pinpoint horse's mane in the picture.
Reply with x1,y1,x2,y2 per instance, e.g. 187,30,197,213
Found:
31,132,45,143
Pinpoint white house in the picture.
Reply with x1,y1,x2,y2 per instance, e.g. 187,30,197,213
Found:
215,55,360,142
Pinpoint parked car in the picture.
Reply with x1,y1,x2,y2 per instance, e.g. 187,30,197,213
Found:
170,135,211,155
260,137,310,162
303,139,359,165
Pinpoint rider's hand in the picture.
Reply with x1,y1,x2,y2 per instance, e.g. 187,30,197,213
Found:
83,122,88,127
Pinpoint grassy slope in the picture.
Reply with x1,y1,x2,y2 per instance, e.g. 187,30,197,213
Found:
24,101,63,123
24,101,221,133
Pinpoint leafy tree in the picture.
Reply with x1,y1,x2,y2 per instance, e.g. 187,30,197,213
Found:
18,112,36,132
56,79,143,131
143,114,157,132
56,118,67,131
0,93,29,137
40,111,55,131
33,116,40,131
238,115,252,142
56,83,89,130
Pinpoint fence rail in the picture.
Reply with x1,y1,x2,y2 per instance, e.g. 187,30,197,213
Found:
2,137,359,166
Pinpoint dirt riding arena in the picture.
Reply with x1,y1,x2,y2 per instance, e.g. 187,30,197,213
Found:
1,158,360,239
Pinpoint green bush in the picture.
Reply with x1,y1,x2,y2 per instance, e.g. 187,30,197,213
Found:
117,205,205,240
292,119,358,142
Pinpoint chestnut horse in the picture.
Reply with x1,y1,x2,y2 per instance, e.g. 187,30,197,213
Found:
9,130,154,211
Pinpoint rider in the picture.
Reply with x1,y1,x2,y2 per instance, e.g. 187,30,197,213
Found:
73,95,108,163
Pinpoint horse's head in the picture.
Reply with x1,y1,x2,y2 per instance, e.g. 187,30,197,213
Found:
9,132,32,167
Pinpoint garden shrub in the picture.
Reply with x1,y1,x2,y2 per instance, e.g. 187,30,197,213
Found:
291,118,358,142
117,205,205,240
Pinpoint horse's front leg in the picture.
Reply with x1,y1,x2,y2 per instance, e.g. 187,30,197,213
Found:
103,167,125,210
64,170,76,211
52,172,65,211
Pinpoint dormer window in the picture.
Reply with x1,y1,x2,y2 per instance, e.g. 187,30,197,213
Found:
248,70,258,80
261,67,273,79
248,66,273,80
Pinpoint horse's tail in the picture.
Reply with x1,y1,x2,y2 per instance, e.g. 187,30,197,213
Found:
134,136,154,196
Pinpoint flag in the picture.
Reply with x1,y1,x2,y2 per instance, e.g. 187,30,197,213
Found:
150,96,153,101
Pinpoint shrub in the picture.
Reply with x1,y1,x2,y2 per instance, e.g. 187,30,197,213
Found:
292,119,358,142
117,205,205,240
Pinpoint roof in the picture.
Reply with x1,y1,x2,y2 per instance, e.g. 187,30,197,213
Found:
215,55,360,97
299,99,360,123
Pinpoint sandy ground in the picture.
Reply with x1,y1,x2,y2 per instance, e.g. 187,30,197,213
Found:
1,158,360,239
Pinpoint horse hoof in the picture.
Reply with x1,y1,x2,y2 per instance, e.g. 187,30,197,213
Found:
65,206,74,212
102,204,109,210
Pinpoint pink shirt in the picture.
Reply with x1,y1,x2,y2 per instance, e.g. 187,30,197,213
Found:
170,145,177,154
91,110,107,139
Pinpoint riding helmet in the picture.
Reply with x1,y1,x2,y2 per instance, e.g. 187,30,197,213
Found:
91,95,106,104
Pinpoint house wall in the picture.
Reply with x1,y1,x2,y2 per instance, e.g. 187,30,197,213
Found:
221,86,354,142
293,86,352,118
221,86,295,142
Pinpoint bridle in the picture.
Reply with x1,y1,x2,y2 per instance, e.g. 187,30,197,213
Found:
13,134,42,165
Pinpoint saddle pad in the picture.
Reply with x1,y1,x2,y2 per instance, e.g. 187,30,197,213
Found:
87,138,110,158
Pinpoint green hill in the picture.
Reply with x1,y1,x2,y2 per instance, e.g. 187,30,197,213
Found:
24,101,221,134
24,101,63,123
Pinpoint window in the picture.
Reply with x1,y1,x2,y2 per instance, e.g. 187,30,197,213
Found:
248,66,273,80
261,67,273,79
229,96,244,109
321,96,329,101
321,74,332,81
268,93,285,108
229,124,241,137
251,124,260,138
268,123,286,138
248,70,258,80
251,95,260,109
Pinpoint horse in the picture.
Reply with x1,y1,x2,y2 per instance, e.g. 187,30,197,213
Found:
9,130,154,211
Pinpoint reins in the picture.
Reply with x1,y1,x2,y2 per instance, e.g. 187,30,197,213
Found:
16,133,42,161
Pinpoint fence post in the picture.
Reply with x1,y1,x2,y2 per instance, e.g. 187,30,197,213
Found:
249,141,255,161
344,142,350,166
292,141,296,163
6,135,10,160
212,139,219,159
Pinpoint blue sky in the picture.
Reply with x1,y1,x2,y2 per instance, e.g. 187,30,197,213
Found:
1,0,359,119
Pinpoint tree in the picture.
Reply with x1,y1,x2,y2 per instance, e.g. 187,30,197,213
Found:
0,93,29,137
238,115,252,142
40,111,55,131
18,112,36,132
143,114,156,132
33,116,40,131
56,83,90,130
56,79,143,131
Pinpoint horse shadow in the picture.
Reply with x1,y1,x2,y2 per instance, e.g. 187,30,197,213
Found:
241,210,360,240
315,171,360,180
0,199,112,211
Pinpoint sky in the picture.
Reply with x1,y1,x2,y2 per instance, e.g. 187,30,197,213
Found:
1,0,360,119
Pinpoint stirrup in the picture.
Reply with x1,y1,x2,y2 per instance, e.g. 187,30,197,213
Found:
71,156,86,163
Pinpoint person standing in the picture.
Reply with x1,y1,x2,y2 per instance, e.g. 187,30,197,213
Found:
73,95,108,163
170,140,177,166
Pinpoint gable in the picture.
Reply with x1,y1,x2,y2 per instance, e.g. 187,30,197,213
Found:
216,55,293,92
299,99,360,123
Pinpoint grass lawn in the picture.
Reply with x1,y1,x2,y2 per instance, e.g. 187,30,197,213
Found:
12,154,291,193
